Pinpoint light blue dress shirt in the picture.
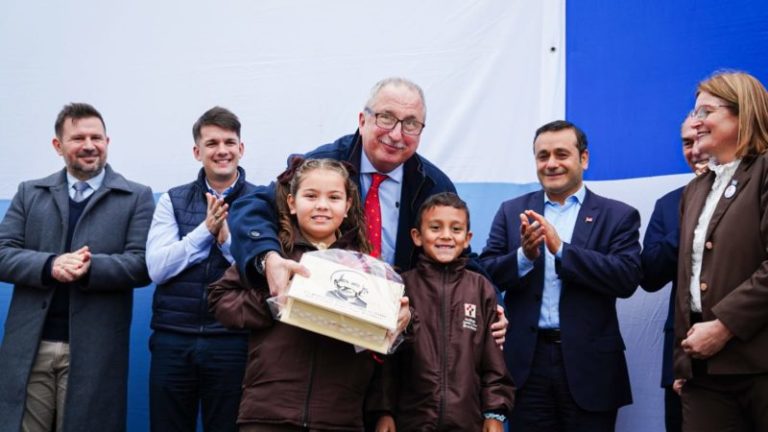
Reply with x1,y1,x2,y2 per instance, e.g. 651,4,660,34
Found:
145,177,237,285
360,154,403,266
517,185,585,329
66,170,105,201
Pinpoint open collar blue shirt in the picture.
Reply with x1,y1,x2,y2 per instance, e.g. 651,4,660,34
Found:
517,184,586,329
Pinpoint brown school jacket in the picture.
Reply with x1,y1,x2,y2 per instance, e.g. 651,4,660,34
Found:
208,232,381,431
385,254,515,430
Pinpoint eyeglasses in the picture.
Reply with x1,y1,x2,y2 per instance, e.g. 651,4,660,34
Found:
689,104,732,121
364,108,425,136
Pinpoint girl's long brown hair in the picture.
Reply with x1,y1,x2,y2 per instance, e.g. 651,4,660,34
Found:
274,157,371,255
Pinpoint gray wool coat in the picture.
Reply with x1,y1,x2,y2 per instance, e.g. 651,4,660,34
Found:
0,165,154,432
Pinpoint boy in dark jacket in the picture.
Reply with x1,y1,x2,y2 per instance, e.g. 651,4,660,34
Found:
375,192,515,431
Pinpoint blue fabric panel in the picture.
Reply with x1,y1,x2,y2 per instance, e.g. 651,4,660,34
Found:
567,0,768,180
0,185,539,431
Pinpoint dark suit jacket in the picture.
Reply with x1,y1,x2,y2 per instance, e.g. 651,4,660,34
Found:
675,154,768,378
480,188,641,411
640,186,683,387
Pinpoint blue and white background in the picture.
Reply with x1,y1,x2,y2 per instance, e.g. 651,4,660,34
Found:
1,1,766,430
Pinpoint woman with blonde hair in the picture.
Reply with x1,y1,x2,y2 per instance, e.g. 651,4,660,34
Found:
674,70,768,431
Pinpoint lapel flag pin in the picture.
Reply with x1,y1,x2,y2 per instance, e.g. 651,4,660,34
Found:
585,216,593,223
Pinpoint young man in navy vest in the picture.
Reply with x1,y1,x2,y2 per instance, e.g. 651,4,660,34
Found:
146,107,256,431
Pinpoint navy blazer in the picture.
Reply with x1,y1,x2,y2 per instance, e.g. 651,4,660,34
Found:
480,188,641,412
229,131,456,284
640,186,683,388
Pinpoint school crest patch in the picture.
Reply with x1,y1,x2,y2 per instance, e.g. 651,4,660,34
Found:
463,303,477,331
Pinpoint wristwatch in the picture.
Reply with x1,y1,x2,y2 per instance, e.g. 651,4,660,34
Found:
483,412,507,423
255,251,277,275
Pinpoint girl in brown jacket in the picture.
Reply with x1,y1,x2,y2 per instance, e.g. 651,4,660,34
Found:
209,158,408,431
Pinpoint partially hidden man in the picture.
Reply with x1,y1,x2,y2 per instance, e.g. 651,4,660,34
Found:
639,115,708,432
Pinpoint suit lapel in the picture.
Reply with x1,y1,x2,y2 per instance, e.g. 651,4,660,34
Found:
705,159,753,239
41,170,71,252
347,134,364,199
81,182,109,219
79,165,125,220
526,190,547,292
51,177,70,234
527,190,546,262
529,190,545,217
681,173,713,248
570,188,600,248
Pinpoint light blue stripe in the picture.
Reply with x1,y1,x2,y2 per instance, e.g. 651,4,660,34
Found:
0,182,540,431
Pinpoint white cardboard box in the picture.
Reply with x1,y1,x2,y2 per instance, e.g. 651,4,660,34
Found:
278,251,404,353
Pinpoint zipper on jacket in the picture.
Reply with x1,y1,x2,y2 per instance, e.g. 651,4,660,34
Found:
438,265,448,428
302,340,318,427
200,258,213,332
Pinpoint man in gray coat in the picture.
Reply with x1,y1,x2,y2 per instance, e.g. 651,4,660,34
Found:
0,103,154,432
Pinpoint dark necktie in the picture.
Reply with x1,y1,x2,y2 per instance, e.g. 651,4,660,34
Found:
364,173,388,258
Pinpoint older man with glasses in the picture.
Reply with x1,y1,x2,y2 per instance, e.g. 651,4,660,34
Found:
228,77,507,342
230,77,439,278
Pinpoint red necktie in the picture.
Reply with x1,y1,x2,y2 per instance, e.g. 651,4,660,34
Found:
364,173,388,258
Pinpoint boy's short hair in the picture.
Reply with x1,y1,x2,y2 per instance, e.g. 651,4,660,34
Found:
414,192,471,231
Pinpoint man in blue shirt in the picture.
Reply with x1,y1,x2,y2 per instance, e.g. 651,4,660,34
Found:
481,120,642,431
145,107,256,431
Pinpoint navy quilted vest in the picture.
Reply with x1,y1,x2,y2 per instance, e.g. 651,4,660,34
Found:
151,167,256,334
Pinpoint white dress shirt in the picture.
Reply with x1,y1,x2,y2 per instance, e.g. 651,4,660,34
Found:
145,178,236,285
689,159,741,312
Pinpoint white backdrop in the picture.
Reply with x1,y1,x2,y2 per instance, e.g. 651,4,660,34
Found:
0,0,564,198
0,1,681,431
